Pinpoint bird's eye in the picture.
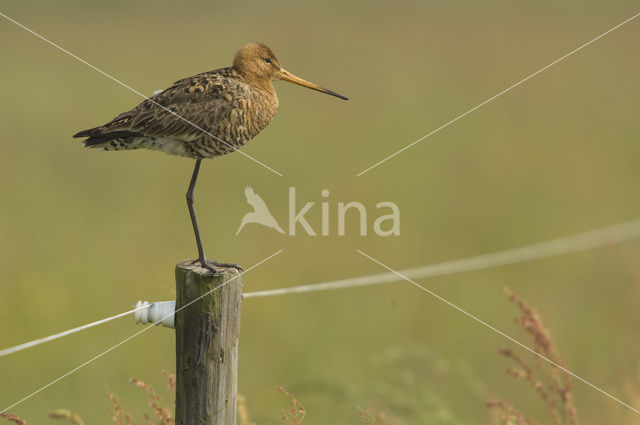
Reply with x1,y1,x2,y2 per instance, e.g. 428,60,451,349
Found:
264,58,272,64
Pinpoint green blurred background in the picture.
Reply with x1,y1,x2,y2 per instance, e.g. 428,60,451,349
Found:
1,1,639,423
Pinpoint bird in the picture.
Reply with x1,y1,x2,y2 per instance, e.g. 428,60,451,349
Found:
236,186,285,235
73,42,347,274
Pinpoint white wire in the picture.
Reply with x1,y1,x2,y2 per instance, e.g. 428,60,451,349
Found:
1,250,282,414
3,217,639,359
244,217,640,298
0,305,149,358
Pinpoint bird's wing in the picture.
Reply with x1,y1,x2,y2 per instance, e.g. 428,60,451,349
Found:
244,186,256,200
81,68,245,141
244,186,269,211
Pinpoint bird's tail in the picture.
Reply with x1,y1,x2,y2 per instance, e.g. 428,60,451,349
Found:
73,128,142,150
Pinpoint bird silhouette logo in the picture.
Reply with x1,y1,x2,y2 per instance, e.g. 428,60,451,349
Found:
236,186,285,235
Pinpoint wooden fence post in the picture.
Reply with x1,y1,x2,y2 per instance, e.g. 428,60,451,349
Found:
174,261,242,425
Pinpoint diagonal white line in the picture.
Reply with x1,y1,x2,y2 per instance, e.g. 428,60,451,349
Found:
0,250,283,414
356,249,640,415
244,217,640,298
0,11,283,177
0,305,149,358
356,11,640,176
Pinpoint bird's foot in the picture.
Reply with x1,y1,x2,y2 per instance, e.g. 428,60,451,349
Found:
191,258,243,274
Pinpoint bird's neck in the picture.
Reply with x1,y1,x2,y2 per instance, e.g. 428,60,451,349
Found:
251,77,277,99
234,69,275,98
250,78,279,110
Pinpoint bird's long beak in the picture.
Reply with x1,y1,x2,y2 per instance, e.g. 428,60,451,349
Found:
278,68,348,100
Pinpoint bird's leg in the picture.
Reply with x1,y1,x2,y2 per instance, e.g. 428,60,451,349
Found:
186,159,206,263
186,159,243,273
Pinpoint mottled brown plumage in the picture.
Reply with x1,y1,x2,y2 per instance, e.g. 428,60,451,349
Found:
73,42,347,273
74,42,346,158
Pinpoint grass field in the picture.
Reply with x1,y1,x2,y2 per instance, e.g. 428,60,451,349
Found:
1,1,639,424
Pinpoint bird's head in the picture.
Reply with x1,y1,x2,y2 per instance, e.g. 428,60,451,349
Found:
233,42,348,100
233,42,281,82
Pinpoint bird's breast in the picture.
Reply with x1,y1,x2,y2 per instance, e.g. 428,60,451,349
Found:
229,89,278,141
193,81,278,157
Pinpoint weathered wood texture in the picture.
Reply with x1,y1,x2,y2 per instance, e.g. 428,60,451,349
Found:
175,261,242,425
